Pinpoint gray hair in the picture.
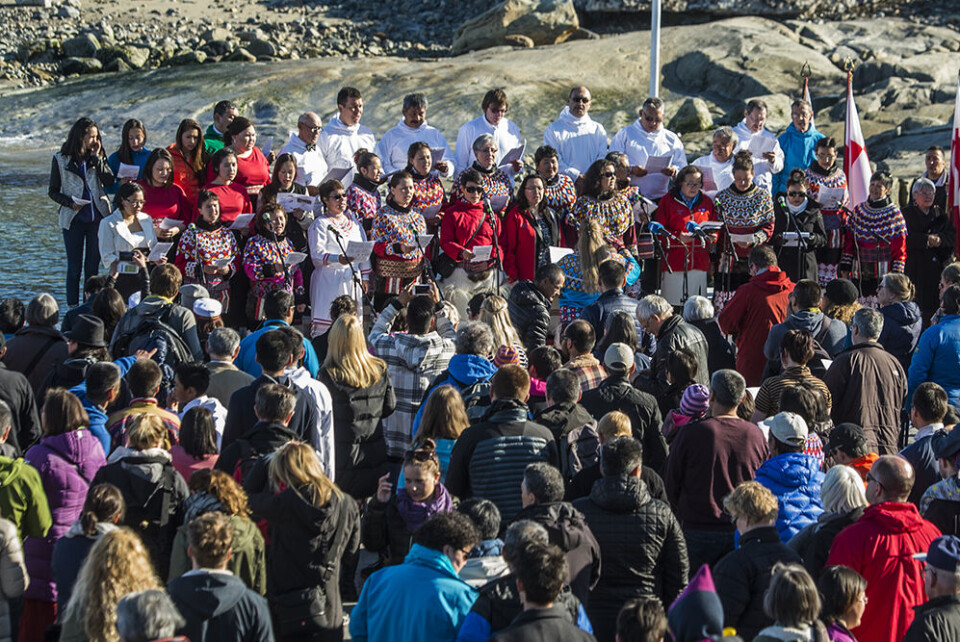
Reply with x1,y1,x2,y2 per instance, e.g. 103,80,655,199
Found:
711,369,746,408
821,465,868,514
683,295,715,322
115,590,185,642
853,307,883,341
713,126,739,149
503,519,549,567
403,93,428,111
456,321,494,357
440,301,460,329
637,294,673,321
472,133,496,153
25,293,58,327
912,177,937,197
642,96,665,112
0,400,10,432
523,462,565,504
207,327,241,359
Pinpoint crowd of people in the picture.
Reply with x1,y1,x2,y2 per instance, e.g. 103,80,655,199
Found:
0,82,956,641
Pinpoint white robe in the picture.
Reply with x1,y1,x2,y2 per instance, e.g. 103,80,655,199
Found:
693,153,735,199
279,131,329,188
454,114,522,176
375,119,455,177
317,116,377,184
543,107,609,178
307,214,370,333
732,120,784,194
609,120,687,200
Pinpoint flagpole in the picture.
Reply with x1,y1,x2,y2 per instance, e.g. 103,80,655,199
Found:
650,0,661,97
950,68,960,250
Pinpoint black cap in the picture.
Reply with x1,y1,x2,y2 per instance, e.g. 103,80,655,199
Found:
827,422,866,456
62,314,107,348
824,279,859,306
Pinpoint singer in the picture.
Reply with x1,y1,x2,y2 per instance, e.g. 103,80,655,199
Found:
804,137,849,285
570,159,633,238
501,175,562,283
405,142,447,234
345,149,383,234
839,171,907,307
450,134,514,217
242,203,305,323
371,171,427,310
654,165,717,305
771,170,826,284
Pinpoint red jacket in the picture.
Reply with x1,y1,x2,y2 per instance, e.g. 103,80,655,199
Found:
440,199,502,263
826,502,941,642
717,267,794,386
500,205,563,283
167,143,202,205
655,190,717,272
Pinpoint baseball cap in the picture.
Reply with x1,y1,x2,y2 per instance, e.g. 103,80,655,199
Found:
826,423,867,454
913,535,960,572
760,412,808,447
604,343,634,374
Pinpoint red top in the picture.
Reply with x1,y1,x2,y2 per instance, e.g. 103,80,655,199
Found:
202,182,252,224
137,181,195,224
166,143,203,205
206,147,270,190
654,191,717,272
440,199,501,262
500,204,559,283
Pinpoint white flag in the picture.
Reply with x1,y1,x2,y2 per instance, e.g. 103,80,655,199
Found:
844,72,872,208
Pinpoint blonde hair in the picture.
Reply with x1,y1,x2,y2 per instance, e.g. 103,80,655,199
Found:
188,469,252,518
479,295,522,351
322,314,386,389
127,414,167,451
578,219,609,294
723,481,778,524
824,301,861,326
881,272,915,302
268,441,342,507
598,410,632,443
418,385,469,440
62,528,161,642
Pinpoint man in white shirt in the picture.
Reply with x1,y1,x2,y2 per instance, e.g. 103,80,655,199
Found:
693,126,738,199
609,96,686,201
376,93,455,178
455,88,524,175
543,86,608,180
317,86,377,173
173,363,228,450
279,112,327,196
732,98,784,194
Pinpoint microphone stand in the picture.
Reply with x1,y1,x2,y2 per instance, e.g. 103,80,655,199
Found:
412,225,445,301
328,225,375,313
785,205,808,283
482,194,503,292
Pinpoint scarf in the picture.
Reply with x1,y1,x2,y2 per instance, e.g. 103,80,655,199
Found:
354,173,380,193
386,196,412,214
868,196,892,209
183,491,226,524
788,198,809,215
807,160,837,176
195,217,223,232
396,483,454,533
405,165,426,181
472,161,496,175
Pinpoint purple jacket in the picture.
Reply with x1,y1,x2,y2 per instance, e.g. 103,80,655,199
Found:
826,621,858,642
24,429,105,601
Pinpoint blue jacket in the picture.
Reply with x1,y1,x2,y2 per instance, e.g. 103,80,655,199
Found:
754,452,824,542
775,123,825,194
68,356,136,455
412,354,499,436
879,301,922,368
236,319,320,378
350,543,477,641
909,314,960,408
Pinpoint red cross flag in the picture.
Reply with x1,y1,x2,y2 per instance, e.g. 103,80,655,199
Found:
950,70,960,250
844,70,872,208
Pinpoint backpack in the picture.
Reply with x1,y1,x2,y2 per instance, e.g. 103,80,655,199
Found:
112,304,195,401
561,420,601,482
232,438,267,487
449,375,492,424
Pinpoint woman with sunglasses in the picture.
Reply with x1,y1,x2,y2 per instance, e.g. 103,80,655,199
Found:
451,134,514,218
805,137,849,286
307,179,371,336
771,169,826,284
570,159,632,239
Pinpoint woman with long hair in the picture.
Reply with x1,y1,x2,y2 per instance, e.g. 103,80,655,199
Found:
137,147,194,242
107,118,150,188
206,116,270,208
168,118,207,204
242,202,306,322
97,182,159,300
21,389,106,639
91,287,126,343
571,159,633,239
877,272,922,371
371,171,427,310
248,441,359,641
319,315,395,499
203,147,253,225
405,142,447,233
501,174,561,284
411,385,469,482
346,149,383,233
479,295,528,367
175,190,240,310
169,406,219,481
259,153,315,284
59,528,161,642
49,117,116,306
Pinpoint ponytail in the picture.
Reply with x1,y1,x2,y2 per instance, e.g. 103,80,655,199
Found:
80,483,125,537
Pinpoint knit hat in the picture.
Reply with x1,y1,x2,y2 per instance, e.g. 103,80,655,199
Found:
679,384,710,419
824,278,859,306
493,344,520,367
179,284,211,314
668,565,725,642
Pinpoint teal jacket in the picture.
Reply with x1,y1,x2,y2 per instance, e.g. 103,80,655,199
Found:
350,543,478,641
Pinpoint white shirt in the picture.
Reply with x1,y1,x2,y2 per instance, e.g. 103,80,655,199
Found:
693,153,735,199
609,120,686,200
455,114,523,176
543,106,609,178
280,131,329,188
913,423,945,443
286,365,336,481
179,395,227,450
375,119,455,177
317,115,377,172
732,120,784,194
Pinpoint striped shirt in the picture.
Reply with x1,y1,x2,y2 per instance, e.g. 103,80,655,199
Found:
755,365,832,418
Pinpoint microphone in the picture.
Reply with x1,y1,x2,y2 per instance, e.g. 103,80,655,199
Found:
777,195,788,210
648,221,681,243
685,220,710,241
327,224,342,238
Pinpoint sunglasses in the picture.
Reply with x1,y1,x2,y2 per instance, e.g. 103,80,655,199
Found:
787,191,806,197
404,449,438,463
601,171,617,178
301,124,321,132
464,185,483,194
572,96,590,103
329,193,346,200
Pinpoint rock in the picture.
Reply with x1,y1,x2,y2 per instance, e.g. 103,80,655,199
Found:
202,27,231,42
104,57,131,73
165,50,207,65
16,0,51,7
246,38,276,57
574,0,856,18
451,0,579,55
122,46,150,69
225,47,257,62
59,56,101,74
504,34,535,48
62,33,100,58
668,97,715,133
566,28,600,41
200,40,232,57
57,3,79,17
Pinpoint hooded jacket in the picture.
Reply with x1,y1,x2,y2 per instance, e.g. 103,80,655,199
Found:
168,510,267,595
0,518,26,642
764,310,848,365
0,456,52,541
879,300,922,370
317,115,376,176
507,281,552,352
826,501,942,642
534,401,597,482
718,267,795,386
69,355,136,455
412,353,499,434
23,430,105,602
167,570,274,642
754,452,825,542
544,107,609,178
1,325,68,395
52,521,116,613
221,374,320,457
0,364,40,457
788,507,865,580
689,317,736,374
909,313,960,409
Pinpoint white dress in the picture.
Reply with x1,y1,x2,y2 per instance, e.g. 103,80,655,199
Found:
307,212,371,335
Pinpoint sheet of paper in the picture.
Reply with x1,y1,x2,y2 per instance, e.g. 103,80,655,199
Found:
700,166,718,193
158,217,181,231
323,166,353,183
498,141,526,168
276,192,315,211
729,233,756,244
117,163,140,180
261,137,273,159
470,245,493,262
284,251,308,267
418,234,434,248
490,194,509,212
700,221,724,231
747,135,777,156
816,187,845,208
549,246,574,263
746,386,761,400
781,232,811,247
421,204,442,220
643,154,672,173
228,213,255,230
147,242,173,262
430,147,445,163
210,257,233,269
71,196,91,206
346,240,375,263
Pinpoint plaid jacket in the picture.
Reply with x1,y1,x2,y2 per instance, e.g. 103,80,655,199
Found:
370,303,457,458
564,354,607,393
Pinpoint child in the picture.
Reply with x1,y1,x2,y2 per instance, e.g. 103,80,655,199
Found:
661,384,710,445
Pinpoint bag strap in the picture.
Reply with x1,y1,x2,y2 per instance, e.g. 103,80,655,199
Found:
814,315,832,345
459,211,488,254
20,335,61,380
157,463,177,529
319,498,351,584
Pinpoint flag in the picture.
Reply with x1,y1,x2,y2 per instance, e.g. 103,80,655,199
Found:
844,70,872,208
950,70,960,251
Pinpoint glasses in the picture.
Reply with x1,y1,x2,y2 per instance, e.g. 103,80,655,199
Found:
572,96,590,103
481,148,498,155
464,185,483,194
328,193,346,200
682,181,703,188
866,473,884,490
601,171,617,178
489,108,507,115
301,124,321,132
125,198,145,207
787,191,806,197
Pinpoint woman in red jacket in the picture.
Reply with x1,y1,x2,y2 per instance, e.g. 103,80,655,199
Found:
501,174,561,283
655,165,718,305
167,118,207,205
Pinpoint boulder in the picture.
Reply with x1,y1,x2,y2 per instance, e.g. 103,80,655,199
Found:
57,5,80,18
60,57,102,75
165,50,208,66
451,0,579,55
504,34,535,48
62,33,100,58
104,57,131,73
202,27,231,42
121,46,150,69
246,38,276,57
225,47,257,62
668,97,714,133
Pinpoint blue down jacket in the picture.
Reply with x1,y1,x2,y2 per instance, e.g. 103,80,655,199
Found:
754,452,824,542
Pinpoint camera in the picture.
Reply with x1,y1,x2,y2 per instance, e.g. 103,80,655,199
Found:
118,251,134,262
413,283,432,296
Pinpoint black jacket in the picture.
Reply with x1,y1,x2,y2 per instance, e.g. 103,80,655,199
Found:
713,525,802,641
167,571,274,642
904,203,957,323
248,485,360,632
507,281,552,351
788,507,865,580
361,495,413,567
216,421,300,490
772,194,826,284
904,594,960,642
513,502,601,605
565,462,666,504
580,376,666,474
446,398,558,523
221,374,319,457
489,605,595,642
924,497,960,537
580,287,642,343
0,363,40,456
689,317,736,374
635,315,710,407
534,401,597,482
318,369,396,499
573,476,688,642
467,573,584,639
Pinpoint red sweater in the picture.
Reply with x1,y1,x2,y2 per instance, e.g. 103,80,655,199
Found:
440,200,502,262
166,143,202,205
206,147,270,190
202,182,252,224
655,191,717,272
717,267,794,386
137,181,195,224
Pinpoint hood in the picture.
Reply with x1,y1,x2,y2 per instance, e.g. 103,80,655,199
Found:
404,543,467,582
754,625,813,642
104,450,174,508
325,115,360,136
108,445,171,465
782,122,821,141
752,267,793,294
395,118,428,135
558,106,594,131
13,325,65,342
35,429,105,466
0,458,27,488
881,301,922,326
284,131,307,153
588,476,650,512
459,556,510,588
133,297,173,318
240,421,300,450
64,519,117,539
515,501,593,553
447,354,498,386
54,356,96,383
283,485,345,541
169,571,247,619
757,452,822,491
863,501,931,533
787,310,825,334
392,332,451,372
